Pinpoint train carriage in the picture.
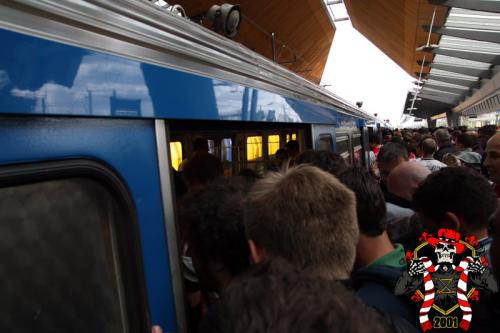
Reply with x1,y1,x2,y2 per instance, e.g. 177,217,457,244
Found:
0,1,387,332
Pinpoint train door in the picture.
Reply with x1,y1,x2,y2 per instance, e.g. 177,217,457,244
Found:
310,124,335,151
0,116,176,332
169,123,304,176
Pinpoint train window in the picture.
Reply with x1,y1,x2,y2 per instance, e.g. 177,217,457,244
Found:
246,136,263,161
221,138,232,162
352,135,362,148
170,141,183,171
207,139,215,155
268,135,280,157
336,136,351,164
0,161,147,333
352,134,362,166
318,134,333,151
286,133,297,142
221,138,233,177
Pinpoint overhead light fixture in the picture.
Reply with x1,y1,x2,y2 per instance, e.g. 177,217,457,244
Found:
206,3,241,38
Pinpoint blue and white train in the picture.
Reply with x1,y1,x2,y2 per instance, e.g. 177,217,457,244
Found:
0,1,389,332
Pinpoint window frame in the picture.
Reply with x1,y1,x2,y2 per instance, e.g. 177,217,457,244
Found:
0,159,150,333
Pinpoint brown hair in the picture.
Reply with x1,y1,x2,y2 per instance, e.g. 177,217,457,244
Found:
244,165,358,279
218,259,385,333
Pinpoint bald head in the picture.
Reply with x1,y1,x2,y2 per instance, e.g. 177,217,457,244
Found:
484,132,500,184
387,162,431,201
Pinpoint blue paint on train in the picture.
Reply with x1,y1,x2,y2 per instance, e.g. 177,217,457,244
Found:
0,117,176,332
0,28,343,124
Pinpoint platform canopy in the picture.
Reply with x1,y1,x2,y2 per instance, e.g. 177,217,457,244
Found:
345,0,500,122
170,0,336,84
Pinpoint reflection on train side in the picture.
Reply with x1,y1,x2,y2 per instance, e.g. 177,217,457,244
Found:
9,54,154,116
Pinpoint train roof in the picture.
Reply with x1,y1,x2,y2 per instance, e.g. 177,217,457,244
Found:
0,0,381,123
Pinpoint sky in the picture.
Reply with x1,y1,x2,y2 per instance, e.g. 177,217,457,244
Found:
321,3,415,126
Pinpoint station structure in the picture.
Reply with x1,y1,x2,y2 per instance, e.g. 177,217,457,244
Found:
175,0,499,128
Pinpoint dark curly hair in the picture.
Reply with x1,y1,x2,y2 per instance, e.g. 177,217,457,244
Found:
338,167,387,236
413,167,497,232
377,143,409,165
178,178,250,276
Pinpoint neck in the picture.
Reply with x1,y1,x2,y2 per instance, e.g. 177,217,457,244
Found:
355,232,395,269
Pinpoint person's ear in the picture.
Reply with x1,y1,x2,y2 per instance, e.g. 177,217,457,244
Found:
444,212,461,231
248,239,265,264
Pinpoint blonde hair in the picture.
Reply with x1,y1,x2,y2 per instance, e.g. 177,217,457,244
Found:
244,165,359,279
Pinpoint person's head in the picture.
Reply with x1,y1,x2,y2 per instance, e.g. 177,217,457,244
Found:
409,133,421,152
236,168,262,192
193,137,209,153
377,143,409,183
217,259,385,333
478,125,497,150
295,150,347,177
390,136,403,144
456,133,474,150
369,133,380,148
179,178,250,292
387,162,430,202
451,130,461,146
413,167,497,236
484,132,500,184
442,153,461,167
337,168,387,237
275,148,288,163
244,165,358,279
434,129,451,146
421,138,438,157
182,152,224,190
285,140,300,158
490,206,500,281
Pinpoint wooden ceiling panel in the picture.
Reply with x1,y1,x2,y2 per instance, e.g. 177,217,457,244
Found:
344,0,448,78
174,0,334,83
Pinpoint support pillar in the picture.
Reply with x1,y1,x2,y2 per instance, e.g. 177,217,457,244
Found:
446,110,460,128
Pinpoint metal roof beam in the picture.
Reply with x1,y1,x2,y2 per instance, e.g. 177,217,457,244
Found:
430,63,491,78
426,74,480,88
428,0,500,13
418,93,460,105
424,25,500,44
422,87,464,98
433,48,500,65
423,83,471,95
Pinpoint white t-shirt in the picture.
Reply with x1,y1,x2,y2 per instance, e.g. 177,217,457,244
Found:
416,158,447,173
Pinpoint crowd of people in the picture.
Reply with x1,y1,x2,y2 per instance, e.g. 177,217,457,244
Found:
156,125,500,333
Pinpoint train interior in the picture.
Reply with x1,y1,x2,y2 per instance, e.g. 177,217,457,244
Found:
167,120,375,178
